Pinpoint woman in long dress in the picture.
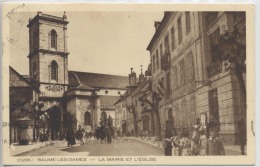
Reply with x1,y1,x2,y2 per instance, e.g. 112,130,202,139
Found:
191,130,200,156
179,130,192,156
171,128,180,156
199,127,208,156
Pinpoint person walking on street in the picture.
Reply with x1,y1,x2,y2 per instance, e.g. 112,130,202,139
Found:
66,127,76,147
106,126,112,143
76,125,85,145
100,126,106,143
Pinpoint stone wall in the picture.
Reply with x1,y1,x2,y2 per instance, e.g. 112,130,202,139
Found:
39,20,67,52
197,72,243,145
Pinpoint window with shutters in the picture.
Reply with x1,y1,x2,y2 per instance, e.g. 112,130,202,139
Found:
164,35,170,54
179,59,185,85
182,100,186,113
166,72,171,98
206,12,219,28
191,95,196,113
51,60,58,81
171,26,175,51
185,12,191,34
172,66,178,89
156,50,159,70
178,17,183,44
185,52,194,82
153,54,156,73
160,44,163,57
208,89,220,129
209,28,221,63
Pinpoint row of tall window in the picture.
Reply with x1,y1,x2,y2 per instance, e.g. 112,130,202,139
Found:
155,52,194,99
152,12,191,73
172,52,194,89
170,96,196,128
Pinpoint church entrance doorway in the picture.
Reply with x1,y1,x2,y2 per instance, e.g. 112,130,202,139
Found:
100,111,107,127
49,106,61,140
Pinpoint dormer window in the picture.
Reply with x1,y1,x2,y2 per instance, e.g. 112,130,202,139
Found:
51,60,58,81
50,30,57,50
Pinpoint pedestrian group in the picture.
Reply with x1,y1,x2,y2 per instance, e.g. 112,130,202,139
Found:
164,126,225,156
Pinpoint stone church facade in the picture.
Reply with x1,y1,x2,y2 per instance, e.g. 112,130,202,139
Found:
10,12,128,142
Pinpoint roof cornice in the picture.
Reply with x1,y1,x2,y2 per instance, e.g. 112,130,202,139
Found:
28,49,69,58
27,13,69,28
146,12,175,51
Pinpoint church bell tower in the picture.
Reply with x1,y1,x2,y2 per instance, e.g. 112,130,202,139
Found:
27,12,69,101
27,12,69,140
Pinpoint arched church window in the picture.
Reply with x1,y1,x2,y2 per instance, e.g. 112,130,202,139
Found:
84,111,91,126
51,60,58,81
50,30,57,49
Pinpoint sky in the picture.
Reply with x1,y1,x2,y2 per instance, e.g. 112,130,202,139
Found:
9,11,164,76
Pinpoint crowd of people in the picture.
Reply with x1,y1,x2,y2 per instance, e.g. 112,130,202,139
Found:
65,125,114,147
164,126,225,156
37,119,246,156
164,118,246,156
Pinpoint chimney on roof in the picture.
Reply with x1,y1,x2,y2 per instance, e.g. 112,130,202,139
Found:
129,68,136,86
139,65,145,83
63,11,67,21
38,12,42,16
154,21,161,31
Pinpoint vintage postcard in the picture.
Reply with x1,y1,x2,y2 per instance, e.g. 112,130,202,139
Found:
2,3,255,165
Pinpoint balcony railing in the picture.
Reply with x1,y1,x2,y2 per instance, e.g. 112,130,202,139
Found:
161,52,171,71
207,61,222,78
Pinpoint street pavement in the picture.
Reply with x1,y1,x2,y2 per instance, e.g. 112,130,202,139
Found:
15,138,164,156
13,137,244,156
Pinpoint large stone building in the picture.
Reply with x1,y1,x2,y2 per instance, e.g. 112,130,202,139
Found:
114,67,153,137
10,12,128,143
114,12,246,145
146,11,246,144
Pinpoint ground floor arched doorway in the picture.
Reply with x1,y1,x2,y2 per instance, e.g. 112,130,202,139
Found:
49,106,61,140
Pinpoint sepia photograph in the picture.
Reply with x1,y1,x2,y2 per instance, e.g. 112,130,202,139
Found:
2,3,255,165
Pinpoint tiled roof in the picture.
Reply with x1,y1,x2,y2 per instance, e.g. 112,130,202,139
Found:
100,96,120,109
75,84,95,90
113,89,132,105
9,66,40,92
68,71,129,89
131,80,151,98
113,80,151,105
